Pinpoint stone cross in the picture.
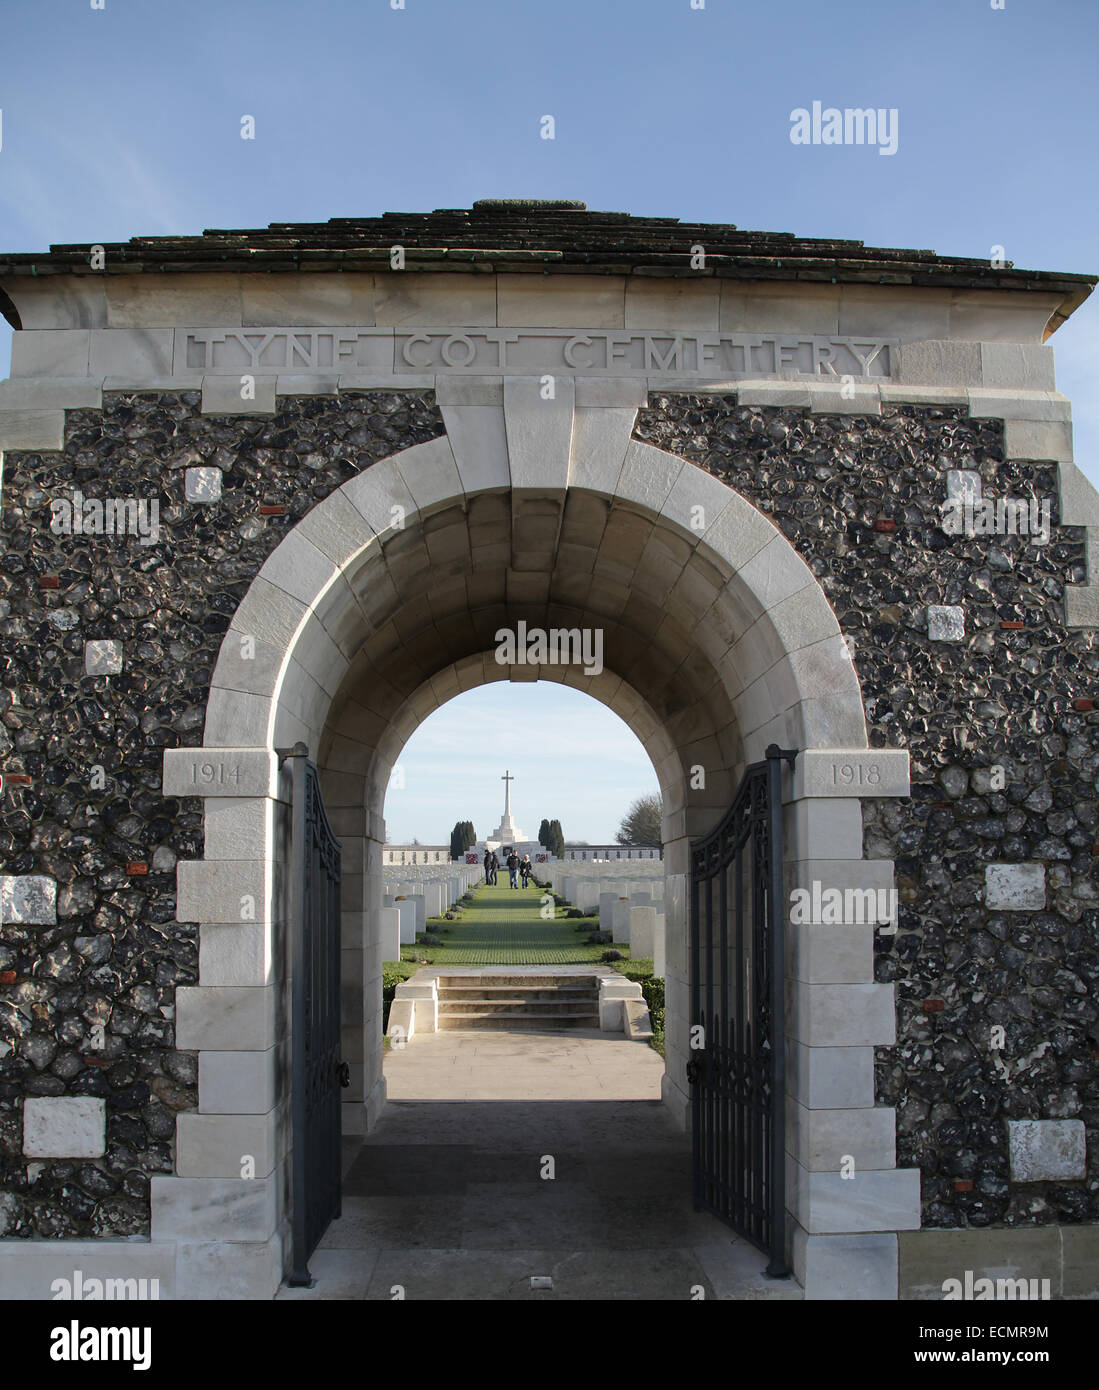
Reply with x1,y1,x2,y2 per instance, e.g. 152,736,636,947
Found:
501,769,514,815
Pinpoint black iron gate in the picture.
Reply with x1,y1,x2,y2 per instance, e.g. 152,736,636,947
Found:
284,743,346,1287
688,744,796,1276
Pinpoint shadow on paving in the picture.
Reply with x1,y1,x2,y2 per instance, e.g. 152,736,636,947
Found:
276,1100,803,1301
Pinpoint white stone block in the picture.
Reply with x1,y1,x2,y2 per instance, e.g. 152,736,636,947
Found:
1004,418,1073,465
88,328,174,382
611,897,632,944
177,859,272,925
163,748,280,799
239,272,374,327
175,985,277,1051
1008,1119,1086,1181
792,1227,898,1301
785,799,863,860
791,748,909,800
788,1098,896,1171
199,1049,277,1114
201,375,277,415
199,922,272,986
788,923,875,985
0,1240,175,1301
0,874,57,925
84,639,123,675
0,378,103,410
202,799,271,861
394,434,462,513
174,1233,283,1300
737,535,817,613
788,981,896,1047
568,406,636,493
258,530,339,608
376,271,496,326
23,1097,105,1157
927,605,964,642
150,1176,277,1242
106,273,243,328
185,466,223,502
10,328,91,378
893,340,982,388
787,1041,875,1111
573,377,648,407
0,408,65,452
176,1113,276,1179
985,862,1045,911
615,440,684,514
790,1161,921,1234
979,342,1056,391
504,375,575,490
440,403,510,493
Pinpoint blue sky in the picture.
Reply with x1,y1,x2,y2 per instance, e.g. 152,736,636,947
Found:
2,0,1096,841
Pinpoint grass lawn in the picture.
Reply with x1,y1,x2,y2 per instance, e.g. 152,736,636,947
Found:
386,879,637,967
379,880,664,1056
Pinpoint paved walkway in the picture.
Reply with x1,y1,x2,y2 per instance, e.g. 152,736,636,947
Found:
384,1026,664,1101
276,1094,802,1301
277,1028,802,1301
275,885,800,1299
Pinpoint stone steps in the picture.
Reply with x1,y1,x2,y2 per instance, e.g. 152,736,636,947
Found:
436,973,600,1031
438,1012,599,1031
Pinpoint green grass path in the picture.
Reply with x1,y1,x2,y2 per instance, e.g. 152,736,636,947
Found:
399,879,619,966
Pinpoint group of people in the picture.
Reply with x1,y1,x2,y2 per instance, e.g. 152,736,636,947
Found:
483,847,534,889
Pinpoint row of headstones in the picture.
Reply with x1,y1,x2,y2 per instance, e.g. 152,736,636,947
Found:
379,864,484,961
541,864,666,977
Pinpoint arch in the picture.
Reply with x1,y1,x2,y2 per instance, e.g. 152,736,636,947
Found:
163,415,912,1301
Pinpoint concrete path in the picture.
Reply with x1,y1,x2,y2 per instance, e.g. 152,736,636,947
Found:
277,1031,802,1301
384,1026,664,1101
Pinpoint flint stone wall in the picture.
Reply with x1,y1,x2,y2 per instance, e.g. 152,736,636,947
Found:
0,390,443,1238
0,387,1095,1239
634,395,1098,1228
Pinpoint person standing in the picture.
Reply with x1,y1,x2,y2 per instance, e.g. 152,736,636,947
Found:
520,853,533,888
489,850,499,885
483,848,492,884
507,848,520,889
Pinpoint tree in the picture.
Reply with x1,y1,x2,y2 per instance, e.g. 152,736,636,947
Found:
538,818,551,848
616,792,663,847
449,820,476,860
548,818,565,859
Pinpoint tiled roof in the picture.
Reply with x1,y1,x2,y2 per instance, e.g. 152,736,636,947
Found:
1,199,1093,320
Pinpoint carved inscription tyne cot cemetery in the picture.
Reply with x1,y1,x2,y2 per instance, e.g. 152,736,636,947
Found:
181,328,895,379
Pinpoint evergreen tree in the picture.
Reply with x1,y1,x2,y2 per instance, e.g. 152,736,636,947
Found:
450,820,476,860
538,818,551,848
548,818,565,858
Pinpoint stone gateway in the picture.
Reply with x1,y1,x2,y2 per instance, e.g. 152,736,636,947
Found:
0,200,1097,1299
